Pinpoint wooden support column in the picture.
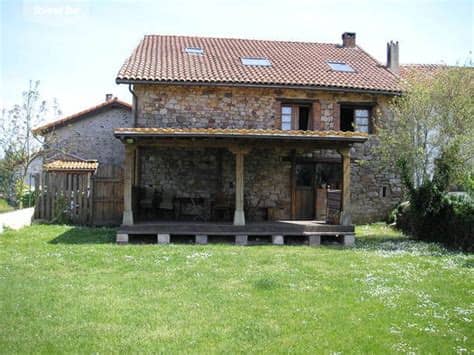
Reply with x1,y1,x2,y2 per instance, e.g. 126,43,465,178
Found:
290,149,297,219
123,143,135,225
338,146,352,225
229,145,251,226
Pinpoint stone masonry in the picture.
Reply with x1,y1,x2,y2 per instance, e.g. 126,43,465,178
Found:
45,107,132,166
135,84,402,223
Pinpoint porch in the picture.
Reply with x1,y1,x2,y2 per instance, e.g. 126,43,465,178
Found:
117,220,355,246
114,128,368,245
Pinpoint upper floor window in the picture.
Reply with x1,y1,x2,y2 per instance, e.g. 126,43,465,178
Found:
281,104,311,131
281,106,292,130
340,104,372,133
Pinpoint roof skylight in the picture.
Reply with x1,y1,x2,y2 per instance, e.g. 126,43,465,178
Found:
327,61,354,72
241,57,272,67
185,47,204,55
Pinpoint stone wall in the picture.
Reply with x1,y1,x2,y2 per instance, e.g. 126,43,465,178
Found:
139,147,291,221
45,107,132,165
134,84,402,222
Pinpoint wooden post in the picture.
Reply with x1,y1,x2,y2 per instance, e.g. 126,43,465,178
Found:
229,146,251,226
290,149,296,219
338,146,352,225
123,143,135,225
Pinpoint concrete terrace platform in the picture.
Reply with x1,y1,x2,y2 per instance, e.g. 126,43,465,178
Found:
117,220,355,246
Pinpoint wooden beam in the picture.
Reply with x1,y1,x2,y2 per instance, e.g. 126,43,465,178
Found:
338,146,351,225
133,138,352,151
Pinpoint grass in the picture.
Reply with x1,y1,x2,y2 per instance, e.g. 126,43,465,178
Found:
0,198,14,213
0,223,472,354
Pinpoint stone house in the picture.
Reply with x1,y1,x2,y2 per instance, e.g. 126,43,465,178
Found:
32,95,132,168
112,32,405,244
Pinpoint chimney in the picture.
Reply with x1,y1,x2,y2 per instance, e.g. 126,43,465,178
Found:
105,94,113,102
342,32,356,48
386,41,400,74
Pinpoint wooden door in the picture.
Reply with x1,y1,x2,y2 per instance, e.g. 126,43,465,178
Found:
295,164,315,219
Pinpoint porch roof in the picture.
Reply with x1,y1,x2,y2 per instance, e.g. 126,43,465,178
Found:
114,127,368,143
44,160,99,172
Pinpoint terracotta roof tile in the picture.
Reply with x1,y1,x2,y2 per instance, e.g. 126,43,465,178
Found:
399,64,448,79
117,35,401,93
114,127,368,142
44,160,99,172
33,98,131,135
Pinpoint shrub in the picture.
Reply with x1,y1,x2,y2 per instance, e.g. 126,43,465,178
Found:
396,192,474,252
20,190,38,208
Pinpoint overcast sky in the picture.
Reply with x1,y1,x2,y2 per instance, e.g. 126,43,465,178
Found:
1,0,472,123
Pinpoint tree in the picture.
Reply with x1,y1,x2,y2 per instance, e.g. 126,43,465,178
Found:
0,81,61,208
376,67,474,192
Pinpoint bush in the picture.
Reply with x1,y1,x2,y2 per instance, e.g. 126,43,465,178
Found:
20,190,38,208
396,190,474,252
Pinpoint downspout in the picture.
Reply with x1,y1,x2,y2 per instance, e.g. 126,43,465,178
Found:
128,84,138,127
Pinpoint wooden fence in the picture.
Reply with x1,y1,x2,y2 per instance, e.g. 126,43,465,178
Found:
34,164,123,226
91,165,123,226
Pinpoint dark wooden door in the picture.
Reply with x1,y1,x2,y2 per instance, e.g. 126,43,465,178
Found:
295,164,315,219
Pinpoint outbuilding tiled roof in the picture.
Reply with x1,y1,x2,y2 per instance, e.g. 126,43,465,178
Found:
114,127,368,143
44,160,99,172
400,64,447,79
32,98,131,135
117,35,401,94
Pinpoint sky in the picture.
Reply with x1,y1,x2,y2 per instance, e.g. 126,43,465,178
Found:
1,0,473,124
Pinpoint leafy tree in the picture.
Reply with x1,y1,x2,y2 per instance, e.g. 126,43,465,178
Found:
0,81,61,208
376,67,474,192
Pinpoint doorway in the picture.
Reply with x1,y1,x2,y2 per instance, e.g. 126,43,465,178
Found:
295,164,315,219
294,162,342,220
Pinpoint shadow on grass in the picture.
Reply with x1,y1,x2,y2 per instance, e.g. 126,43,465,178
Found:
49,226,116,244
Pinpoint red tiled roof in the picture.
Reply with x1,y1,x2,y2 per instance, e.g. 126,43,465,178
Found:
44,160,99,172
117,35,402,94
114,127,368,143
400,64,448,79
32,98,131,135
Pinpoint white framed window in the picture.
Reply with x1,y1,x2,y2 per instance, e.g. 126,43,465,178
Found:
354,109,369,133
281,106,292,130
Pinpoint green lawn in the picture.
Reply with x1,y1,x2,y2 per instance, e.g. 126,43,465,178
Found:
0,224,472,354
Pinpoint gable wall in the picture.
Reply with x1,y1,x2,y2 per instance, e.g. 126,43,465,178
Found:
44,107,132,165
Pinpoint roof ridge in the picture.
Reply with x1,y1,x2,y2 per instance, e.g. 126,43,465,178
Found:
354,44,401,80
143,33,341,46
32,98,131,135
